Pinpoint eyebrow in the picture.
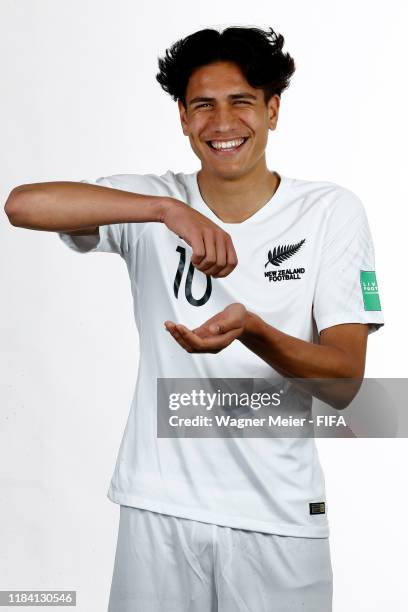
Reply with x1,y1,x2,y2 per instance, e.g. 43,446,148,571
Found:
188,92,258,106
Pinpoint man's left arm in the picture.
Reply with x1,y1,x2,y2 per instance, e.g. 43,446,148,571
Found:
240,313,369,379
240,313,370,409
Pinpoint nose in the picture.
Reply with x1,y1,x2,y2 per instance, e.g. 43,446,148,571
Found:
209,105,237,133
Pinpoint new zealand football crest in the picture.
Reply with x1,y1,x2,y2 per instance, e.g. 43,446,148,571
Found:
264,239,306,282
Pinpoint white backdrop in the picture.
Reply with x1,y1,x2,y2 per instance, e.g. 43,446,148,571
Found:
1,1,407,610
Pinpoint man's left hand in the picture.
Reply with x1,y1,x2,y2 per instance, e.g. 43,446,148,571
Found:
164,303,247,353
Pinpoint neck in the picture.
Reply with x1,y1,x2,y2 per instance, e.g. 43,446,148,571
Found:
197,158,280,223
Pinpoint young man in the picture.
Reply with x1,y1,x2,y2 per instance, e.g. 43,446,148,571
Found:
5,26,384,612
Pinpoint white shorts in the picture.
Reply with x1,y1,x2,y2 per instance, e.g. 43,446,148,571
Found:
108,505,333,612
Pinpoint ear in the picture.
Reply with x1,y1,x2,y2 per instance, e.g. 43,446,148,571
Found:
267,94,280,131
178,99,189,136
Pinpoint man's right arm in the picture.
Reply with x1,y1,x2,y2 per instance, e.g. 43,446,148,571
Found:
4,181,238,278
3,181,165,233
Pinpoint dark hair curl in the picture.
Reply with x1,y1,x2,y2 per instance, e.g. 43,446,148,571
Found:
156,26,296,107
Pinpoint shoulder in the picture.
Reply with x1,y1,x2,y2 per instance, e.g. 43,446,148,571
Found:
95,170,191,200
288,175,365,219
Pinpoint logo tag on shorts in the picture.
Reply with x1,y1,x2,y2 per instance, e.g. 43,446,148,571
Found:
309,502,326,515
360,271,382,311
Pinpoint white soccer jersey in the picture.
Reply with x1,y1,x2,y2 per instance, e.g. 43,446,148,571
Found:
58,171,384,537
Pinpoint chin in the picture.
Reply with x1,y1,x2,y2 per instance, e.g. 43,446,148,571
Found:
204,162,248,181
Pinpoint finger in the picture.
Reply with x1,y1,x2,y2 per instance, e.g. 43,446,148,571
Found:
191,311,225,337
226,236,239,272
208,322,223,334
194,320,226,336
177,324,238,352
191,325,213,339
168,325,194,352
217,235,238,277
209,316,241,335
191,324,222,340
175,325,206,351
204,231,227,276
196,230,217,274
204,231,228,277
165,321,191,349
164,320,176,333
190,233,206,267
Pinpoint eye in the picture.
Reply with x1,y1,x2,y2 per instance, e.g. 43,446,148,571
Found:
234,100,251,105
196,103,212,109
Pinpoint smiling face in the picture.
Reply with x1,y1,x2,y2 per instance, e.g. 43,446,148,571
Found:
178,61,280,181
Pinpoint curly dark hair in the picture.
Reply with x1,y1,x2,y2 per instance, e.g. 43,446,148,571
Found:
156,26,296,107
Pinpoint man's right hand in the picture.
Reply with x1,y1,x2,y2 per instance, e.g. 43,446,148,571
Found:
160,198,238,278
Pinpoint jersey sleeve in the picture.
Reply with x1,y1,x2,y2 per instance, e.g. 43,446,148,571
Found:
312,188,385,335
57,176,143,258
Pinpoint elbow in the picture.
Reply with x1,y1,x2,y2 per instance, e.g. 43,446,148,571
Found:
4,184,42,227
331,397,353,411
330,375,364,411
4,185,28,225
330,353,366,410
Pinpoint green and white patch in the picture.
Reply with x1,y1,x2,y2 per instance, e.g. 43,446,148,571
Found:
360,271,382,311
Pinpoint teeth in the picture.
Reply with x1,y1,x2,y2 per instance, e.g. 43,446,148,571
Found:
210,138,246,150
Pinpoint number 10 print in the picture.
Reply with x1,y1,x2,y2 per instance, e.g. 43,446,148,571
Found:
173,246,212,306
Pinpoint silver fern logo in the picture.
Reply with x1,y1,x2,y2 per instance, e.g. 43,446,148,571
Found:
265,239,306,268
264,239,306,282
